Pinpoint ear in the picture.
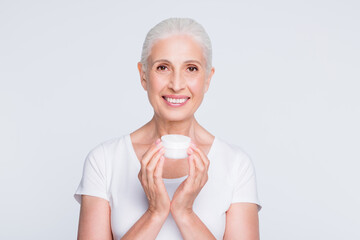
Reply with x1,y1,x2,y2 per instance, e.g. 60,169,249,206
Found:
137,62,147,91
204,67,215,93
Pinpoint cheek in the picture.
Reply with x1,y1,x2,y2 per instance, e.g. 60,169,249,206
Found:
187,77,206,93
148,75,167,92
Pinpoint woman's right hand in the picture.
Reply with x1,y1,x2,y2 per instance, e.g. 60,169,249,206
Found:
138,139,170,219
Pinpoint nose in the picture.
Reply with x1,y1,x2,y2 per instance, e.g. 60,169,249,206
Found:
168,71,186,92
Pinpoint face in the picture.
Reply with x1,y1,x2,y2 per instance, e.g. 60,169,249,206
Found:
138,34,215,122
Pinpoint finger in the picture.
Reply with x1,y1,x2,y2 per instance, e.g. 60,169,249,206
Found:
191,153,206,186
146,147,165,186
154,155,165,180
186,147,195,175
191,150,205,172
142,139,162,161
140,139,162,182
190,142,208,163
141,139,162,167
154,156,167,191
190,143,210,170
187,145,194,157
147,147,165,175
188,155,196,179
182,155,196,189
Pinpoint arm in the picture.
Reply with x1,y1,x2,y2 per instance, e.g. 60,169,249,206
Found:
78,139,170,240
122,139,170,239
121,210,167,240
172,210,216,239
78,195,169,240
223,203,259,240
77,195,113,240
170,143,216,239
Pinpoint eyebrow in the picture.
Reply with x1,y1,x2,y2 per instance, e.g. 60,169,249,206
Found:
184,60,203,66
151,59,203,67
152,59,170,66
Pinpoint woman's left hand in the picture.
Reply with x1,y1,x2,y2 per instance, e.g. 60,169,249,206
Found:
170,142,210,217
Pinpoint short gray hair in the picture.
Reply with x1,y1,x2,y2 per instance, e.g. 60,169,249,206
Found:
140,18,212,74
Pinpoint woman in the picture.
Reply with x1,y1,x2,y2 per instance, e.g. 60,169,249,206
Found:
75,18,261,239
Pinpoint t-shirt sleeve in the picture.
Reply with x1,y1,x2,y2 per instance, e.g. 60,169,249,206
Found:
232,152,262,211
74,144,109,204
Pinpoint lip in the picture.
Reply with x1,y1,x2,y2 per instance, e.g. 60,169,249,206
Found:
163,95,190,99
162,95,190,107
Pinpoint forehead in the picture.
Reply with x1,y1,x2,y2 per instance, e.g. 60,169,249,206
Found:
149,34,205,64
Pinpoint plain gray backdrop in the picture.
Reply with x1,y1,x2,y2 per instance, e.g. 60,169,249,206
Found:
1,0,359,239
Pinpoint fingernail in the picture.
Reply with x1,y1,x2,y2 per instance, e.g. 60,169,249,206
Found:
156,138,161,144
188,148,193,154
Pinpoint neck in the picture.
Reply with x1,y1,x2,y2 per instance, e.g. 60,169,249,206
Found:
148,114,199,140
132,113,213,146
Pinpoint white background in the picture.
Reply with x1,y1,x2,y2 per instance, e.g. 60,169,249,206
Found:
1,0,359,239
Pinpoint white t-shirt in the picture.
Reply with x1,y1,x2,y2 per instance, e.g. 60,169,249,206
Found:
74,134,261,239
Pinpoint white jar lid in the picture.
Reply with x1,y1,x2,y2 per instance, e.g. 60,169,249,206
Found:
161,134,191,149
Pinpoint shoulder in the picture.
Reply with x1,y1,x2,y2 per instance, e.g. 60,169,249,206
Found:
212,137,256,179
214,137,252,165
86,135,128,159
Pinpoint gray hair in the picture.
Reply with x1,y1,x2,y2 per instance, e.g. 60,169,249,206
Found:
140,17,212,74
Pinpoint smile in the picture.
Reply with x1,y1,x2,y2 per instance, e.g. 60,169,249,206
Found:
162,95,190,107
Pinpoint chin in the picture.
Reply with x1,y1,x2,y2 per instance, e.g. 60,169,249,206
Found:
157,111,193,122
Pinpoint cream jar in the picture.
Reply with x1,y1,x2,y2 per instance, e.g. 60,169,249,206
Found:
161,134,191,159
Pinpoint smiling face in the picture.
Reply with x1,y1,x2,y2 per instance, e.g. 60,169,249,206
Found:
138,34,215,122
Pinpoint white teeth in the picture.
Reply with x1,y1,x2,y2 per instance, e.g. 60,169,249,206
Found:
165,97,188,104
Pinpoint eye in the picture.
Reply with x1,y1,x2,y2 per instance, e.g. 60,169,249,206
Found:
157,65,168,71
187,66,198,72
